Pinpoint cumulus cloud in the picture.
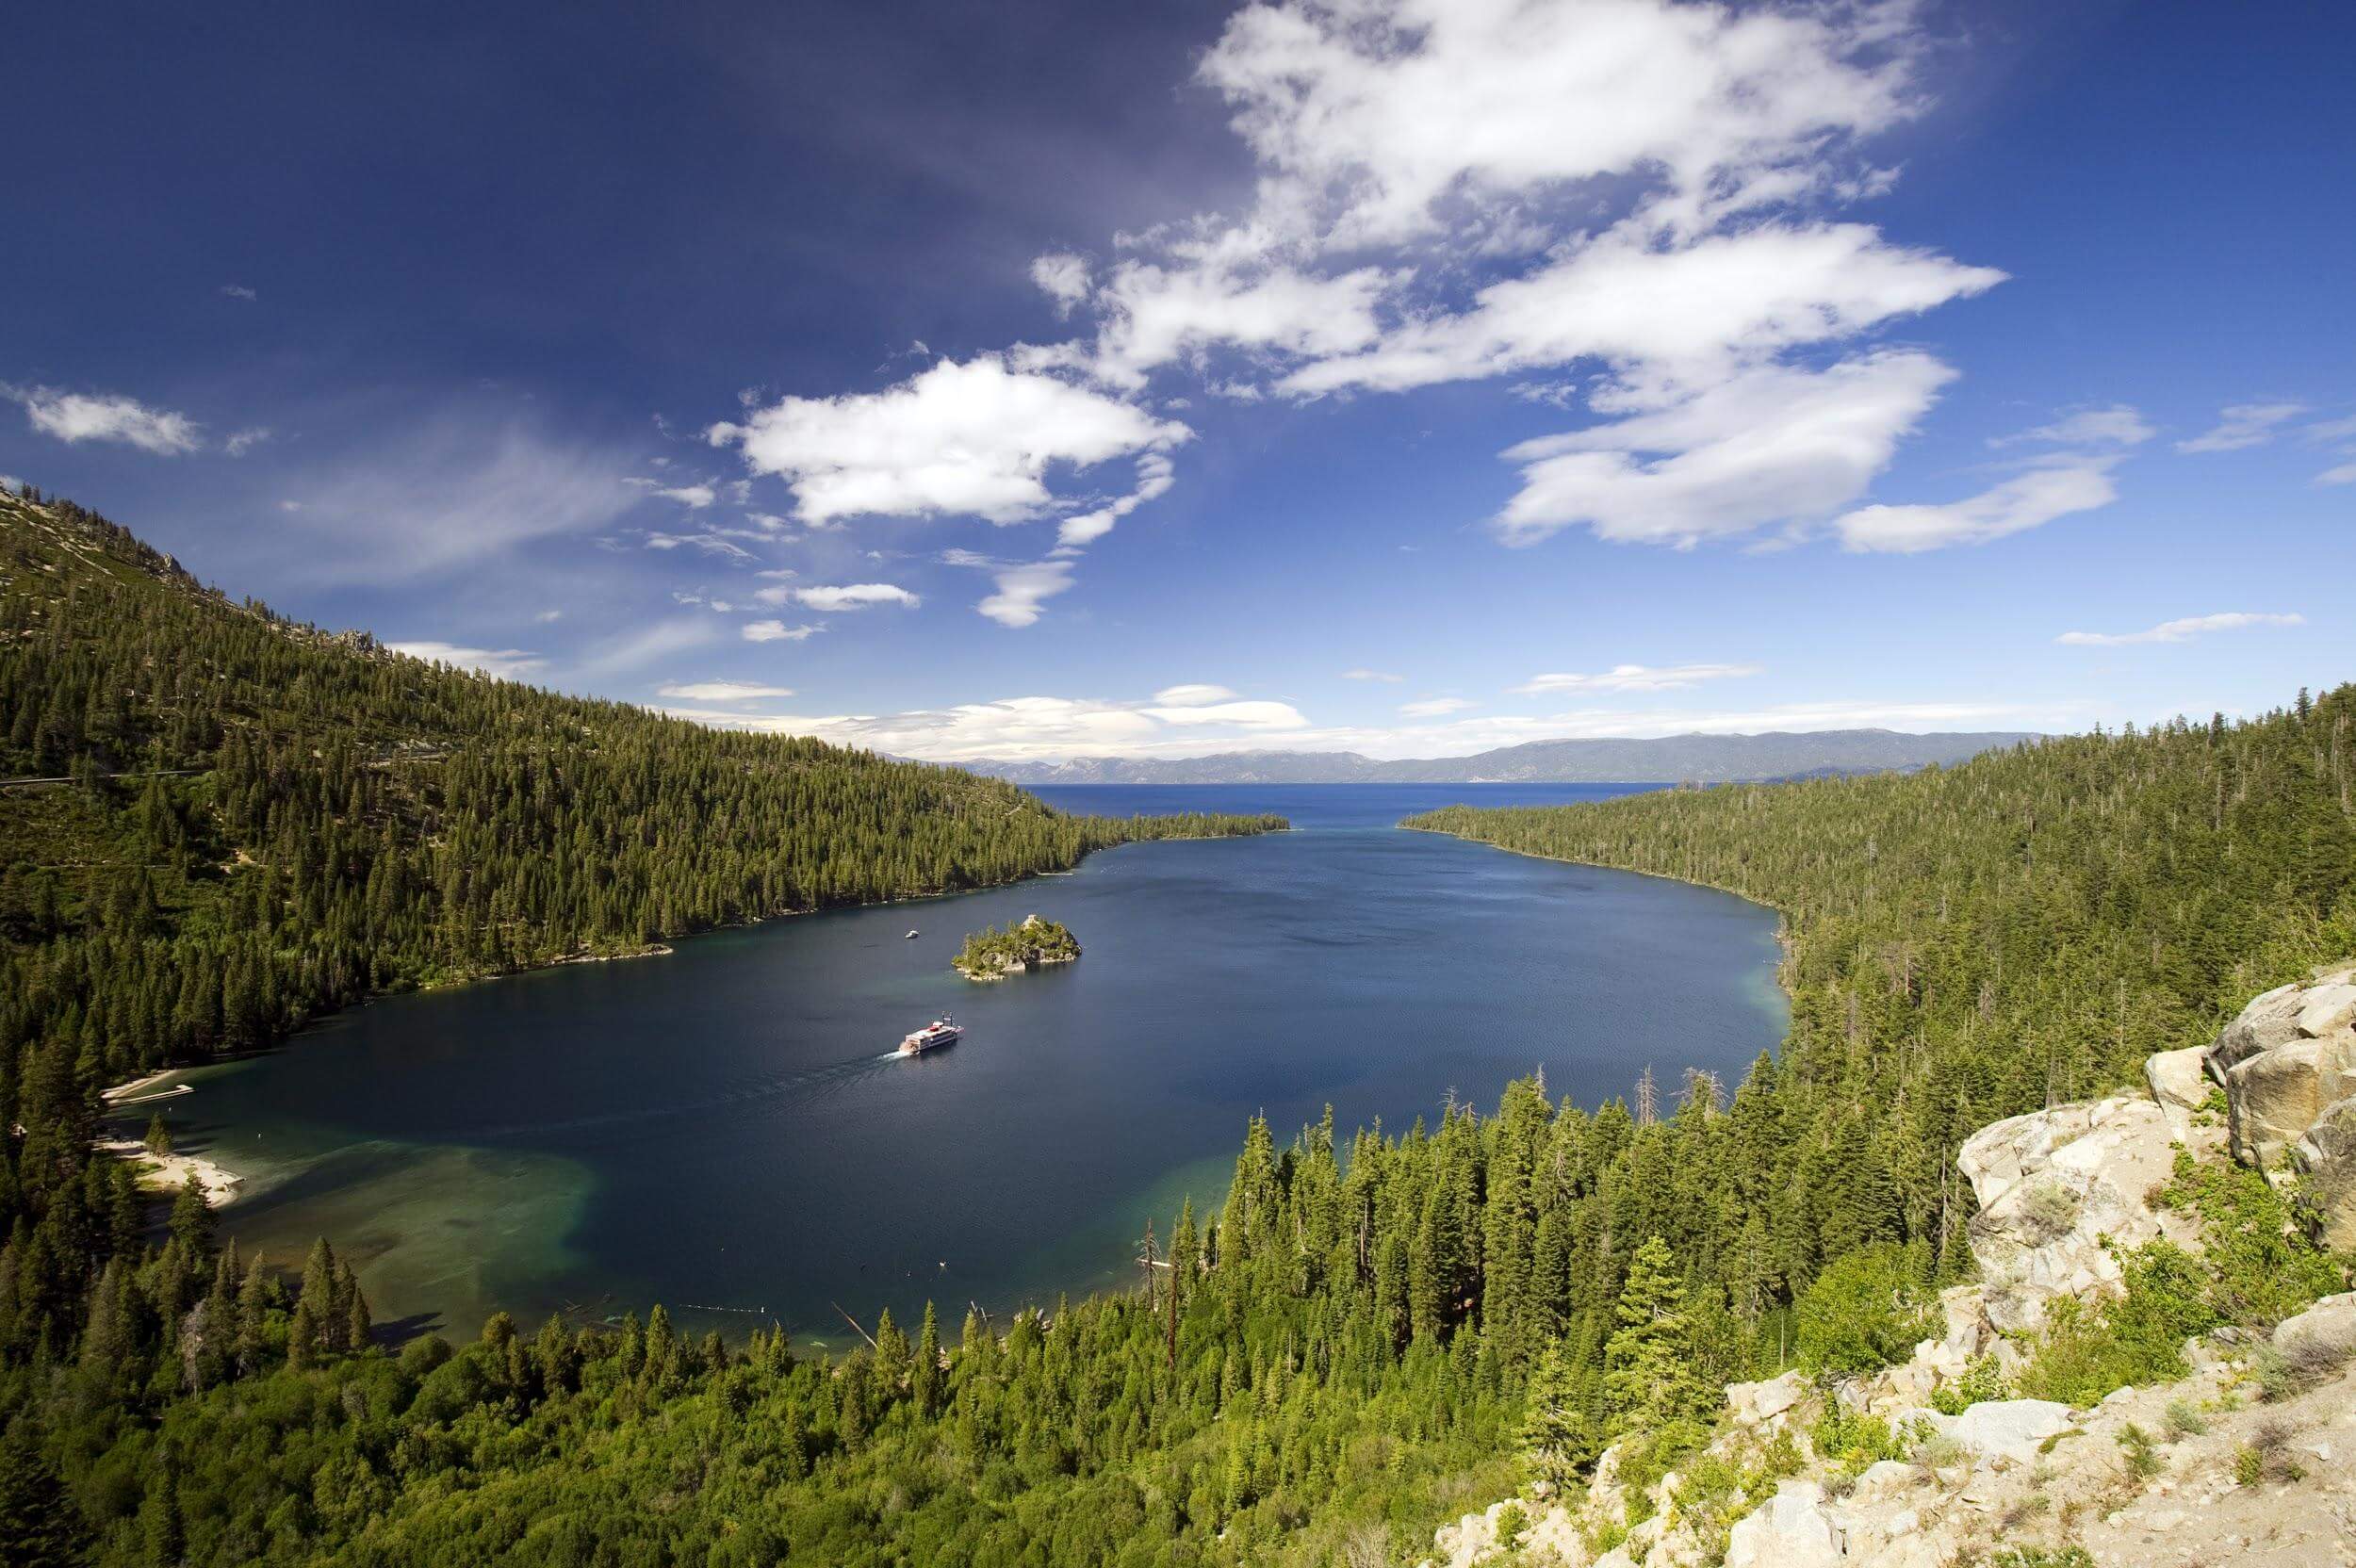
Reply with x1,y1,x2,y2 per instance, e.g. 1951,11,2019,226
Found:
7,384,201,454
2056,612,2303,647
1031,253,1093,316
2176,401,2306,454
789,582,921,612
387,642,546,679
656,679,797,702
1833,458,2119,553
1495,352,1956,547
1055,452,1176,549
742,619,822,644
708,354,1190,528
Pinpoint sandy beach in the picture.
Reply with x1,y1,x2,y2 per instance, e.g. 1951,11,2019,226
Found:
99,1137,244,1206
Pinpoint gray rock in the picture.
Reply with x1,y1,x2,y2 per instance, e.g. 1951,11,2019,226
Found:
2292,1095,2356,1250
2227,1032,2356,1168
2209,980,2311,1080
2146,1046,2212,1138
2270,1291,2356,1361
1726,1479,1844,1568
1726,1368,1808,1426
1909,1398,2076,1463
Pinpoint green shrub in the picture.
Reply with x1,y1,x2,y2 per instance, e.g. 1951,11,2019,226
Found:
2162,1398,2207,1438
2016,1240,2213,1405
2155,1152,2347,1327
1930,1353,2009,1414
1810,1404,1905,1474
1796,1243,1937,1380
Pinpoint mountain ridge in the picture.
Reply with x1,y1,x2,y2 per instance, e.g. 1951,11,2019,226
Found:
957,727,2044,786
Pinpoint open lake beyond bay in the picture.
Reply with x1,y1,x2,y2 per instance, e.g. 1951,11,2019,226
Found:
127,785,1787,1345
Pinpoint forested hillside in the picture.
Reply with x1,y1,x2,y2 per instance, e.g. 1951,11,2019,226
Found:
0,483,2348,1567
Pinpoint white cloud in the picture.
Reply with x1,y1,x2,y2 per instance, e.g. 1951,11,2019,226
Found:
1400,696,1474,717
665,687,1306,760
742,619,822,643
1054,452,1175,549
708,354,1190,527
1088,258,1399,388
1513,662,1760,696
2176,401,2306,454
1997,405,2154,449
643,530,755,560
976,561,1076,628
1342,668,1404,682
1152,683,1240,707
1495,352,1956,547
574,619,717,677
1282,221,2000,399
791,582,921,612
8,384,201,454
652,482,716,508
666,692,2042,764
2056,612,2303,648
1195,0,1920,249
2316,462,2356,487
657,679,797,702
534,609,564,623
1833,457,2119,553
1141,699,1308,727
220,284,257,301
388,641,546,679
223,426,272,457
1031,253,1093,316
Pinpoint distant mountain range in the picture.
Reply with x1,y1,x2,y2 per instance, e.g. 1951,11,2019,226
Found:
958,729,2042,786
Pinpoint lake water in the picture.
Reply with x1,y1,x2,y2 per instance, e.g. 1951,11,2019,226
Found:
123,784,1787,1347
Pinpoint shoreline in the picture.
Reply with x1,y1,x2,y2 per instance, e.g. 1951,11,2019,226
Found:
96,1135,244,1207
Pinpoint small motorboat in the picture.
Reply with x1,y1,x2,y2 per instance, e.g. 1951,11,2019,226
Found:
905,929,920,939
899,1015,961,1055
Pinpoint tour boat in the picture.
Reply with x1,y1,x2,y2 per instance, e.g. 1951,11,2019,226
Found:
898,1015,961,1055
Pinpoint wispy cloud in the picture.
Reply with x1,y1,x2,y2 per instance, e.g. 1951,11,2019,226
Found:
279,419,643,582
1341,668,1404,683
1834,458,2120,554
656,679,796,702
223,426,272,457
386,641,546,679
1399,696,1473,717
1513,663,1760,696
2175,401,2306,454
219,284,258,302
2056,612,2303,647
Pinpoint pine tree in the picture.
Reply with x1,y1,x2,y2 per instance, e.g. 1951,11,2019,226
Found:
1602,1235,1702,1435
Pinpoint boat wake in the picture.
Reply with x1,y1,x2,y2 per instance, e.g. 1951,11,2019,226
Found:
464,1051,907,1142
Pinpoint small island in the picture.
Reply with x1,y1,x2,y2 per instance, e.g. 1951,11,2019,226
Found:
954,914,1081,981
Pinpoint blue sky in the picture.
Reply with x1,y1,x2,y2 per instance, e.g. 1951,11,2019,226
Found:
7,0,2350,761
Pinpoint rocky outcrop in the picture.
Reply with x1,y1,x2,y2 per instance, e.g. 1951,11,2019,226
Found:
1955,1092,2200,1333
1418,971,2356,1568
2204,962,2356,1249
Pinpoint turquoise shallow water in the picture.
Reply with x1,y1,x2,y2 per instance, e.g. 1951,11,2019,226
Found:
121,784,1787,1343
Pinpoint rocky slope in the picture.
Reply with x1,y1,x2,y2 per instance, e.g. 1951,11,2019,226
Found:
1424,963,2356,1568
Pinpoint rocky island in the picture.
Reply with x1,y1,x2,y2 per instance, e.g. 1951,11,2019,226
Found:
954,915,1081,981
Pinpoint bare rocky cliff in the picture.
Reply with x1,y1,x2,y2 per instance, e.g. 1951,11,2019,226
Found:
1423,964,2356,1568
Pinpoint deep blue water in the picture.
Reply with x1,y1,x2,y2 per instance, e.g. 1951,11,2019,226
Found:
134,784,1786,1345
